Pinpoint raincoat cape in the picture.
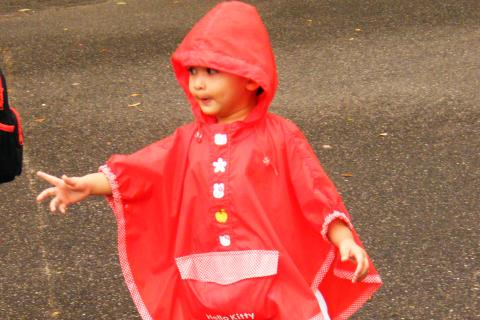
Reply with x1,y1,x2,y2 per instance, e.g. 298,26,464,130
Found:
100,2,382,319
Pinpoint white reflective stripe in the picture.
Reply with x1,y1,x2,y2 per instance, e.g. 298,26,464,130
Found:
314,289,331,320
175,250,279,285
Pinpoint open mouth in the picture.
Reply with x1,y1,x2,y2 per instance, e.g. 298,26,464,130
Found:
197,97,213,105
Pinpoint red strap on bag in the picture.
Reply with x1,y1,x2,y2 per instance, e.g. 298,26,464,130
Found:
0,84,4,111
10,107,24,145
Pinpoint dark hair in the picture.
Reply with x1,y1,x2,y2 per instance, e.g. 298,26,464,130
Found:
256,87,264,96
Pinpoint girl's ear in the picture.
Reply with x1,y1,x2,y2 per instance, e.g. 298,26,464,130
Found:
245,79,260,92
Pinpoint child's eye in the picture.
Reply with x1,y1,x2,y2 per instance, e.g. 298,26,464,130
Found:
206,68,218,75
187,67,197,75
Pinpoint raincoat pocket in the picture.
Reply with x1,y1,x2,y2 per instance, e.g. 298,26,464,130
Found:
175,250,279,319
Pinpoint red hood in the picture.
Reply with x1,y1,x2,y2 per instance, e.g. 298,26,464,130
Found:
171,1,278,124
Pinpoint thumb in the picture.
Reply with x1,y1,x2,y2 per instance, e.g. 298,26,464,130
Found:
340,247,350,262
62,175,78,187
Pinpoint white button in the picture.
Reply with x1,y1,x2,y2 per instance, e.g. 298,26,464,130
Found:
219,234,231,247
214,133,228,145
213,183,225,199
213,157,227,173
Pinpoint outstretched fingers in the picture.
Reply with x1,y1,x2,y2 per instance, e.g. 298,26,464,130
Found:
50,197,60,212
37,171,72,214
37,171,63,186
36,187,57,202
58,203,67,214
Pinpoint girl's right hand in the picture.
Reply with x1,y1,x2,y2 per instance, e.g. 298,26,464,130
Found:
36,171,91,213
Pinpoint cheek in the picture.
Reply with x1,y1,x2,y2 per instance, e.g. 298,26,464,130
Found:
219,79,245,98
188,79,194,93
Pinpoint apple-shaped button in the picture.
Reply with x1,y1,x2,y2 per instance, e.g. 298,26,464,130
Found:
215,209,228,223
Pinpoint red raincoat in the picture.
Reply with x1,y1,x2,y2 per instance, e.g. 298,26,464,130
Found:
100,2,382,319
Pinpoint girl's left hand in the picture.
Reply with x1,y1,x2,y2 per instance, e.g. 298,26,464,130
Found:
338,238,370,283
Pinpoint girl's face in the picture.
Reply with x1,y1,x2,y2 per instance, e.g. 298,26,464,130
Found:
188,66,259,123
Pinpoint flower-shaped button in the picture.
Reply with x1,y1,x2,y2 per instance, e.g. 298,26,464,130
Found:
213,183,225,199
214,133,227,146
213,157,227,173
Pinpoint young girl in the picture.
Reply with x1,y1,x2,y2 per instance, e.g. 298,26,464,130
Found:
37,2,382,319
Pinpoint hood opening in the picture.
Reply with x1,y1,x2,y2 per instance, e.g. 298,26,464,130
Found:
171,1,278,124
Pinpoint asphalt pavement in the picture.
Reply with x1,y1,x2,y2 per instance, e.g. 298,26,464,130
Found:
0,0,479,319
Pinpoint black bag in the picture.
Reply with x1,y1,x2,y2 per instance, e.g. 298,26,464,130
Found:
0,69,23,183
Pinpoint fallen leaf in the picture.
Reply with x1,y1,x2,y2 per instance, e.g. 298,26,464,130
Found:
34,118,45,123
349,37,355,41
130,93,142,97
128,102,141,107
355,28,362,32
51,311,61,318
379,132,388,137
18,8,32,12
116,1,127,4
322,144,333,149
341,172,354,177
72,82,80,86
63,28,69,31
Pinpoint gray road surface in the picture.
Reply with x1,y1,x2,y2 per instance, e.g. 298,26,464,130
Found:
0,0,479,319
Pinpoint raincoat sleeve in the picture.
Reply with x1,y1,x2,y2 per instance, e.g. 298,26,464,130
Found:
101,134,175,205
285,122,382,319
98,126,194,320
285,125,354,240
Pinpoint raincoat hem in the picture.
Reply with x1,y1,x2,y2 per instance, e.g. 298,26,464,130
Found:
99,164,154,320
335,282,382,320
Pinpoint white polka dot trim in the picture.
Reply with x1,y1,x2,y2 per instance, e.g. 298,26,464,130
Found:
320,211,354,241
175,250,279,285
99,165,153,320
333,269,382,284
214,133,228,145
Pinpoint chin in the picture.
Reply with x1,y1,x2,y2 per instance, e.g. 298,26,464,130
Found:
200,107,220,117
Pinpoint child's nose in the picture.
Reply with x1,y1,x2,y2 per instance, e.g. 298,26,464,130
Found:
192,75,206,90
